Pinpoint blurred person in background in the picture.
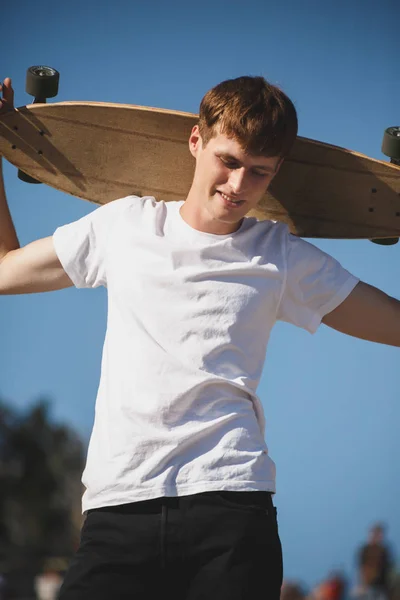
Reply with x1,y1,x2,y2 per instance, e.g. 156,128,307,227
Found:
389,570,400,600
353,524,394,600
309,571,346,600
34,559,64,600
280,580,307,600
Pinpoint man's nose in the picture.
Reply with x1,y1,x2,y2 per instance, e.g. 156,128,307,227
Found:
229,168,247,194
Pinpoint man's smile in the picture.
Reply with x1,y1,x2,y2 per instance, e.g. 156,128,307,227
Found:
217,191,246,207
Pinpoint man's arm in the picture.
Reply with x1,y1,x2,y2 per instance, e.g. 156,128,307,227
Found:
0,80,19,259
322,281,400,347
0,79,72,295
0,161,73,295
0,236,73,295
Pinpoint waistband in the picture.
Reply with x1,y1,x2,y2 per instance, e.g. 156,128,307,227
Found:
87,490,273,515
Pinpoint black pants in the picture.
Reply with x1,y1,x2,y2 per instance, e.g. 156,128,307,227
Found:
59,491,283,600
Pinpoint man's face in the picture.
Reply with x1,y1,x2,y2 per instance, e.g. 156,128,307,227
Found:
188,125,282,234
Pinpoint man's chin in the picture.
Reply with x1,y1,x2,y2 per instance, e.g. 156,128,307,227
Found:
211,212,245,234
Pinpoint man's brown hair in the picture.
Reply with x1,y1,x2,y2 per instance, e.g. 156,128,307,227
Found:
198,76,298,158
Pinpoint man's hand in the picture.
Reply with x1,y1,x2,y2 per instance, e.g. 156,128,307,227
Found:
322,281,400,347
0,78,14,115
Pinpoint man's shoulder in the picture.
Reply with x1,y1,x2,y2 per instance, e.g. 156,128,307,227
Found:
243,215,289,235
93,195,160,224
240,215,290,249
108,195,156,212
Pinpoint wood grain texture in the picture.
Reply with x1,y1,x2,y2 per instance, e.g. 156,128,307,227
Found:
1,101,399,239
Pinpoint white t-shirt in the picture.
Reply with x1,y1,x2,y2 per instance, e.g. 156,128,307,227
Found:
53,197,359,512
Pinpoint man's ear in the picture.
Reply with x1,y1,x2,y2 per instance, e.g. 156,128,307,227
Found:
189,125,202,158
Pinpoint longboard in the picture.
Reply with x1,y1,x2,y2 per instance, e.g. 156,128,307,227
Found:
1,101,400,239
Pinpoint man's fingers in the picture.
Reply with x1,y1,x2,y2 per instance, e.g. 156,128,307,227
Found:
0,77,14,111
2,78,14,101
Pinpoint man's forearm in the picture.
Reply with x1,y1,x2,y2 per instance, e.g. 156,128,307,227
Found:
0,159,20,261
323,281,400,347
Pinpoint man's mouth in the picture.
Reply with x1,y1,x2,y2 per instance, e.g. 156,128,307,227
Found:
217,191,245,207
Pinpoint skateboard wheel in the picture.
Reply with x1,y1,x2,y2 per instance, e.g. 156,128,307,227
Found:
381,126,400,160
25,66,60,100
17,169,41,184
370,237,399,246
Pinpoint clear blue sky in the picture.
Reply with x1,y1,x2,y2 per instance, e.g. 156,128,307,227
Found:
2,0,399,592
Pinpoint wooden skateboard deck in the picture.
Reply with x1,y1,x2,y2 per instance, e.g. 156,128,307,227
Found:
1,101,400,239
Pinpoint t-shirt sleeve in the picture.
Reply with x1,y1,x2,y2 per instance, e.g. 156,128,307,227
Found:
277,232,359,333
52,196,137,289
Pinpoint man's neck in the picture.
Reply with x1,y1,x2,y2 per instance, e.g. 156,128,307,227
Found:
180,187,242,236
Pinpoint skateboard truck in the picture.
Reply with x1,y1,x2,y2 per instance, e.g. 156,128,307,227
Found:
370,126,400,246
17,66,60,185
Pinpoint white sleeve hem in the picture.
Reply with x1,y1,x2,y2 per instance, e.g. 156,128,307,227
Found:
52,229,85,288
307,275,360,334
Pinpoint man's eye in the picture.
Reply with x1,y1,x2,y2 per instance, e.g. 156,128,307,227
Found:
220,157,238,169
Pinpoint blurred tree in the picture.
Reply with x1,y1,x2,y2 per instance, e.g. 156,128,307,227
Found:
0,397,85,573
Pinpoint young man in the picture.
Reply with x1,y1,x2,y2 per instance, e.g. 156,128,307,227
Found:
0,76,399,600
